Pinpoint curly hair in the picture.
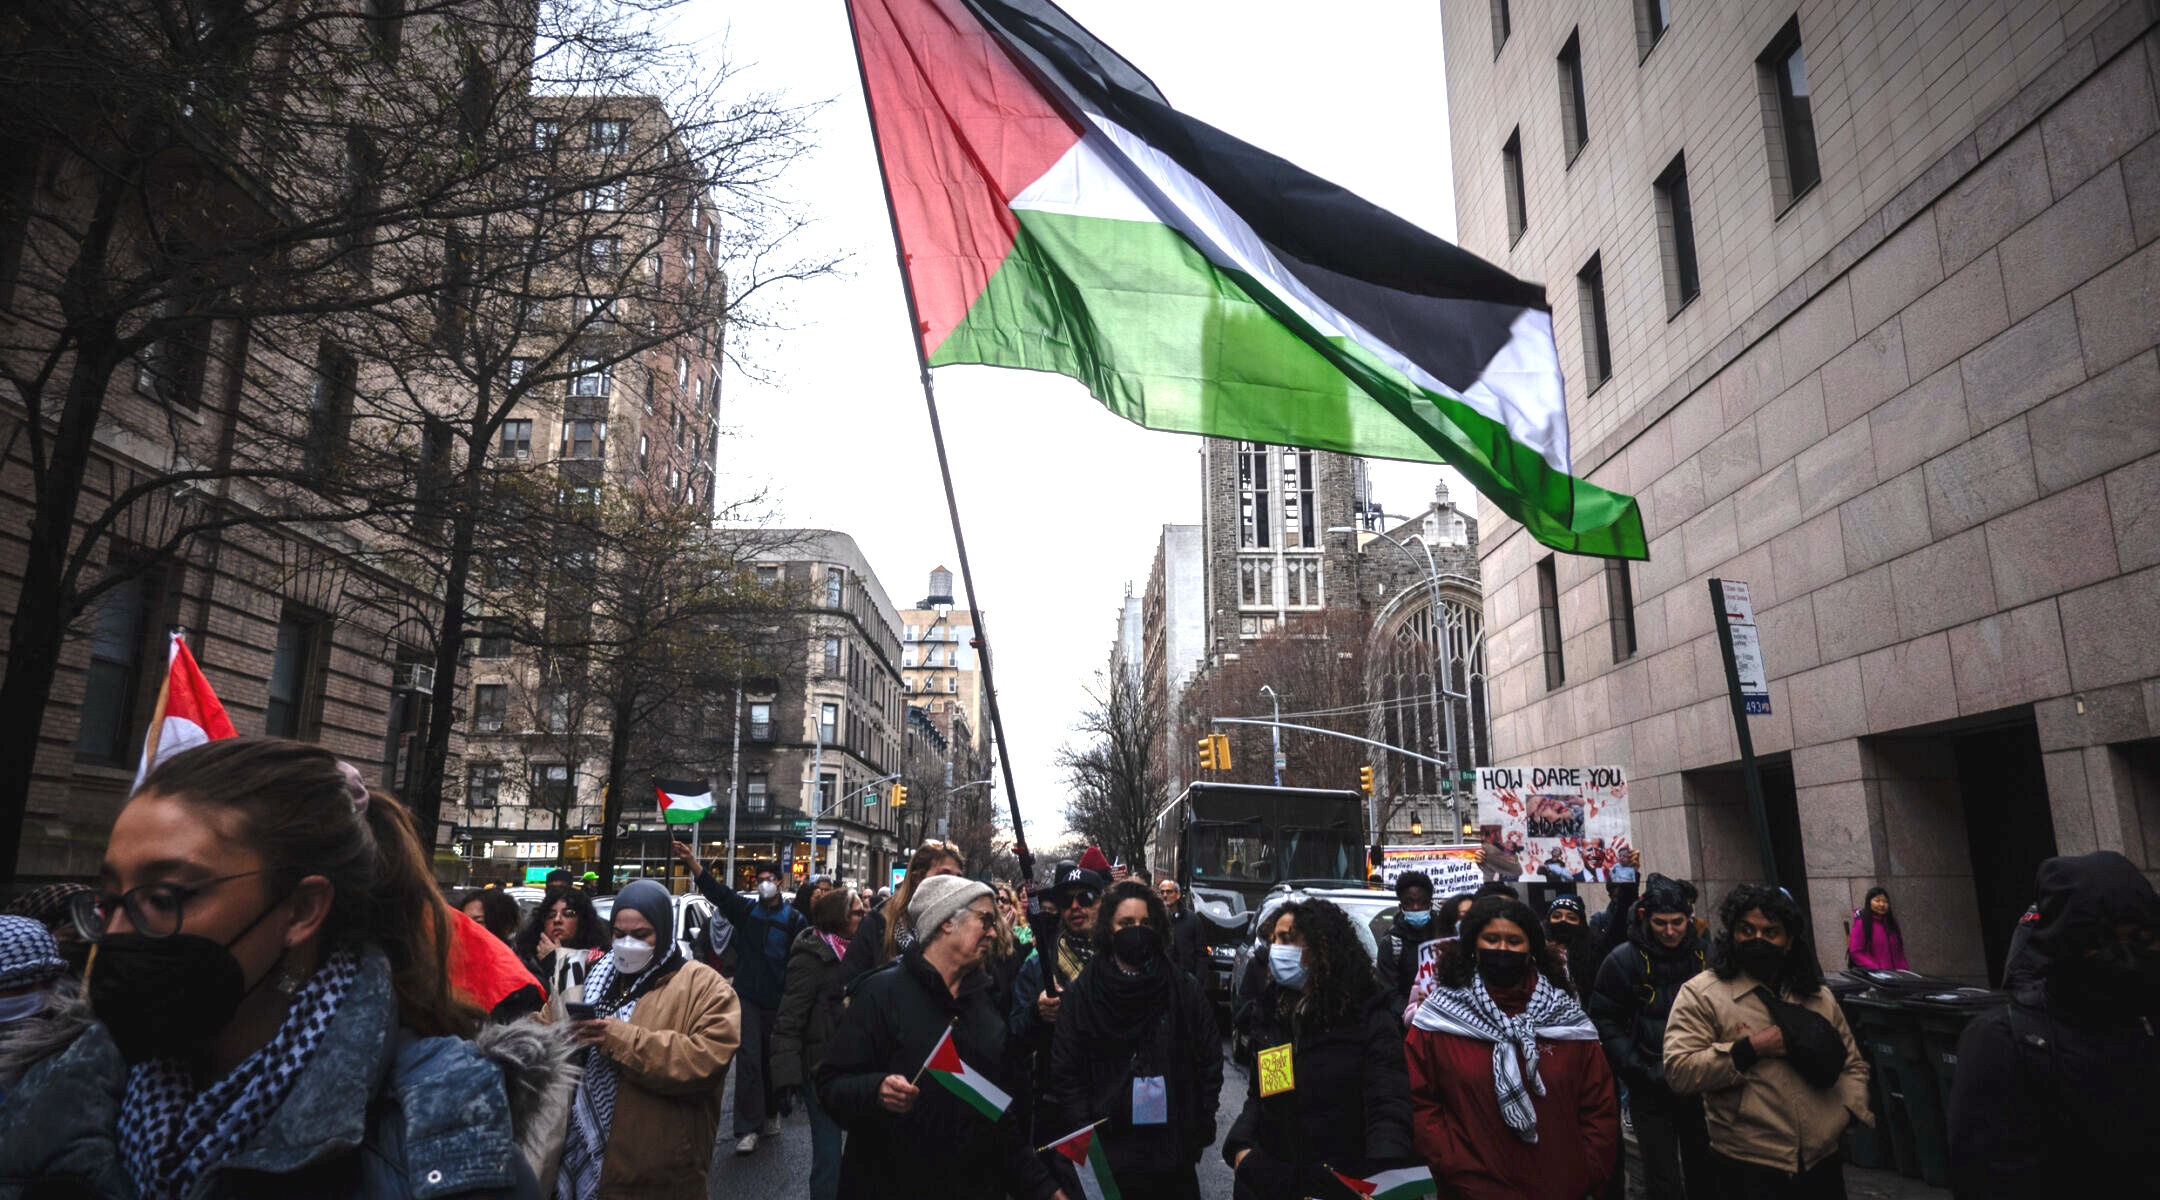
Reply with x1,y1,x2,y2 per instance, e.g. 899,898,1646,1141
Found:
1264,899,1377,1027
1437,893,1477,939
514,885,612,964
1709,883,1825,996
1091,880,1169,961
1435,895,1569,990
454,889,521,942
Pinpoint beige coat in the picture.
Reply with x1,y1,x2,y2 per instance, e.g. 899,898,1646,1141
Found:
1662,969,1871,1173
592,959,741,1199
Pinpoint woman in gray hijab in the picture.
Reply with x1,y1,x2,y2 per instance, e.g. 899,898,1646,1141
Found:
558,879,741,1200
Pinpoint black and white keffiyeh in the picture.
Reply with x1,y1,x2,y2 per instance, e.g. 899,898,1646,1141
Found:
556,942,683,1200
1410,972,1599,1143
117,949,360,1200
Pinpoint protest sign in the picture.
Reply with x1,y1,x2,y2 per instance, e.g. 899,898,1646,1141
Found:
1377,845,1482,894
1475,765,1631,882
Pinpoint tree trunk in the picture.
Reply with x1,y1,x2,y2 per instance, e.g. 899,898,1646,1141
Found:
595,688,635,890
411,464,482,839
0,329,127,887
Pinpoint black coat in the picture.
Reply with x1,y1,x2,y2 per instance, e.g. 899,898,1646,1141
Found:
1048,956,1223,1175
816,947,1058,1200
1221,988,1414,1195
1373,922,1437,1021
1588,929,1706,1099
771,928,844,1090
1168,909,1207,980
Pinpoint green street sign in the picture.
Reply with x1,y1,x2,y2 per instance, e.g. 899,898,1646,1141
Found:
1459,769,1477,788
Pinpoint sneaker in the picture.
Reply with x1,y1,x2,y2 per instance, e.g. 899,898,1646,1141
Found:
759,1116,781,1137
734,1133,758,1155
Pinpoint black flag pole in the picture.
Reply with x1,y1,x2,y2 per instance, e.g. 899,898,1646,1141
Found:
843,0,1038,906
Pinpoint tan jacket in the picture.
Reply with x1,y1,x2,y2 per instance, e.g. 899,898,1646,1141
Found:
1662,970,1871,1173
593,959,741,1199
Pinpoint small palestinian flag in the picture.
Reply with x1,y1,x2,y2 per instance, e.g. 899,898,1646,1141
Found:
1046,1123,1121,1200
921,1025,1012,1120
845,0,1646,558
135,633,237,788
1331,1165,1438,1200
654,778,714,825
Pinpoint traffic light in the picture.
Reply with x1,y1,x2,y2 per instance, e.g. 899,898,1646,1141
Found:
891,783,908,808
1197,737,1215,771
1358,765,1375,795
1212,733,1231,771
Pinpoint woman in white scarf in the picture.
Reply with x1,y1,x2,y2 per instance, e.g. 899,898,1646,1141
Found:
1404,894,1620,1200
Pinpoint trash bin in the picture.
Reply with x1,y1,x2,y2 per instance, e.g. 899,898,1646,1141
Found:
1827,973,1892,1170
1904,987,2008,1145
1841,991,1938,1182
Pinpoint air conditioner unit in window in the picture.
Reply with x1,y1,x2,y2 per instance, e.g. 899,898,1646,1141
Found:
397,664,437,694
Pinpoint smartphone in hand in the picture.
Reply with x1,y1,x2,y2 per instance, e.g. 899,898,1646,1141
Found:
565,1001,599,1021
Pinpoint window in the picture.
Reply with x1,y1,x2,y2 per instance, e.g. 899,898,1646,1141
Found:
568,358,610,397
544,691,570,732
1636,0,1670,57
532,763,571,809
337,129,381,272
1536,555,1565,690
532,119,562,150
473,683,507,732
585,237,618,272
1576,253,1612,390
643,372,655,414
1279,448,1315,548
364,0,404,56
1606,559,1638,662
587,180,625,211
456,48,494,148
749,702,773,740
74,568,152,762
437,230,473,348
1237,442,1272,548
474,628,511,658
524,176,550,213
562,419,604,459
507,357,534,389
305,342,357,474
1655,153,1700,314
819,701,838,744
466,764,500,809
588,119,628,154
825,567,844,607
1558,31,1589,163
746,772,769,814
1489,0,1510,55
1501,130,1527,246
1760,18,1820,212
498,418,532,460
693,377,702,405
676,355,688,387
264,608,323,738
637,433,649,469
824,636,842,675
818,772,838,810
578,295,616,325
946,677,957,694
756,565,779,587
135,297,212,411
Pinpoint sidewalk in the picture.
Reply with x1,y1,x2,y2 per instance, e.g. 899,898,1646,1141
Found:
1620,1134,1949,1199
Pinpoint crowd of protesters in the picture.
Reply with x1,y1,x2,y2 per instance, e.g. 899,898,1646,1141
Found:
3,736,2157,1200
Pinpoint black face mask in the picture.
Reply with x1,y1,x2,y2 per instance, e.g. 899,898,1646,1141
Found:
1547,920,1586,946
2060,942,2160,1005
1112,925,1161,968
1732,937,1787,984
88,900,285,1064
1477,948,1531,989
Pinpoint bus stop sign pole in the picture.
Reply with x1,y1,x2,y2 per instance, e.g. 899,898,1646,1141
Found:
1709,577,1780,889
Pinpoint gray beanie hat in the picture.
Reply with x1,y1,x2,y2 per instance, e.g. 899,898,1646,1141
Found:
614,878,675,950
910,875,992,942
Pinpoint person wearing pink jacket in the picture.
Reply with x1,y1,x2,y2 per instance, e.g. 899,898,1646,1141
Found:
1847,887,1909,971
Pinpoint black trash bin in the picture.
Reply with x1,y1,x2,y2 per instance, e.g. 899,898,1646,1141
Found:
1904,986,2009,1151
1842,991,1938,1182
1827,972,1892,1170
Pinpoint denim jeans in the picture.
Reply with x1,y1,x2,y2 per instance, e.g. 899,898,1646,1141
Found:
801,1080,843,1200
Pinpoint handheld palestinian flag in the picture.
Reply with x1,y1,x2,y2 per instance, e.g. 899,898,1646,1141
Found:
920,1024,1013,1120
1045,1123,1121,1200
1331,1165,1439,1200
845,0,1646,558
654,778,715,825
135,633,238,788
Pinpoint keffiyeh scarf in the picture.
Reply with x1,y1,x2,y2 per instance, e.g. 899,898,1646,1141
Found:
556,944,683,1200
1410,972,1599,1143
118,950,360,1200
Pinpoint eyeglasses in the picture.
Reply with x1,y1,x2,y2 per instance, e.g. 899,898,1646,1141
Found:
968,907,999,929
1052,890,1099,910
71,870,271,942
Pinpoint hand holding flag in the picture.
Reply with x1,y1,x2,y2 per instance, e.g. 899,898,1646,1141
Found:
917,1022,1012,1120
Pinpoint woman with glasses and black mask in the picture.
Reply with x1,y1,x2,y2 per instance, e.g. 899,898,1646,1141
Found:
1048,880,1221,1199
0,738,561,1199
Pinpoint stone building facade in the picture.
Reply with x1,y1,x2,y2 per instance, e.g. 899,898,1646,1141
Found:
898,566,986,754
1444,0,2160,981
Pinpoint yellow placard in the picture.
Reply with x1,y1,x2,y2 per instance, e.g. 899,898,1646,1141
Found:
1256,1042,1295,1097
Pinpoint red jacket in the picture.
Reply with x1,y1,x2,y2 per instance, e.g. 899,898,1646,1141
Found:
1404,1025,1619,1200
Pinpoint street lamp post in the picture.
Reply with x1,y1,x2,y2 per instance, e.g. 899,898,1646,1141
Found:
1260,685,1282,787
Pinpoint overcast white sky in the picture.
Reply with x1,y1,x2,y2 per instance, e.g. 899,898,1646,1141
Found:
685,1,1474,846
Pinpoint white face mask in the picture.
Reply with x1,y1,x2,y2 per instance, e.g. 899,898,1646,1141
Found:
0,989,50,1025
1267,943,1307,989
612,936,655,975
758,880,779,901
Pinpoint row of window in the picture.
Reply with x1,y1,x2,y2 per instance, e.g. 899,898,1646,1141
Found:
1497,14,1819,390
1532,554,1638,692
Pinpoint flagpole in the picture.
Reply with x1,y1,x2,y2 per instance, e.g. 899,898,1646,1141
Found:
843,0,1034,894
1036,1118,1110,1154
909,1016,959,1087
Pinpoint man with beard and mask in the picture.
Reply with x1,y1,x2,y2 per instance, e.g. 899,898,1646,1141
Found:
1545,894,1596,999
1664,885,1869,1200
1947,851,2160,1197
1011,854,1105,1143
1590,876,1711,1200
677,847,808,1155
1049,880,1221,1198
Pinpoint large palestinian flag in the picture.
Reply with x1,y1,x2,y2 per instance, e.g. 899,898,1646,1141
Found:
845,0,1646,558
654,778,715,825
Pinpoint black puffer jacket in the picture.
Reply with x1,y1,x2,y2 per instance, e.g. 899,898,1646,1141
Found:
771,927,844,1091
1588,915,1706,1097
1221,988,1414,1196
1948,852,2160,1199
817,947,1057,1200
1049,955,1222,1175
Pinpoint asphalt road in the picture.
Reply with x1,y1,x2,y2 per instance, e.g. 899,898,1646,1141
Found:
705,1039,1248,1200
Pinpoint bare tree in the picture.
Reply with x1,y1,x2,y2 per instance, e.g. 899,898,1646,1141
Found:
1057,668,1165,872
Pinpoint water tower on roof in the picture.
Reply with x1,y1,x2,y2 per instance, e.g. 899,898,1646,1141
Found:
923,566,955,609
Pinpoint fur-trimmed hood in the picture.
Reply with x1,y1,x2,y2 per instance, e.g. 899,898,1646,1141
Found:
473,1015,583,1181
0,979,91,1089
